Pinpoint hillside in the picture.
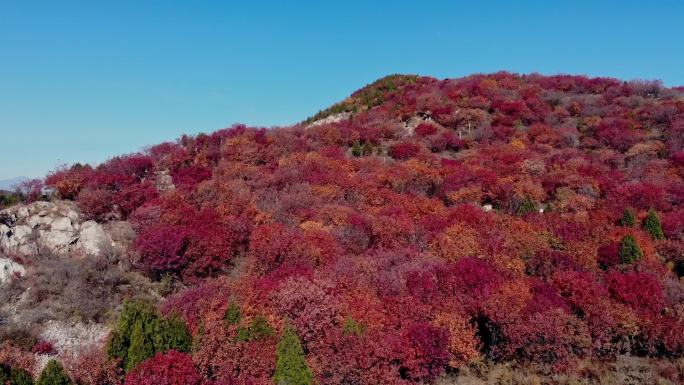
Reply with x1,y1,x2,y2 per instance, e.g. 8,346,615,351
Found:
2,72,684,385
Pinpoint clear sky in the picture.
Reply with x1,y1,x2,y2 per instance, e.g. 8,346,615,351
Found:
1,0,683,179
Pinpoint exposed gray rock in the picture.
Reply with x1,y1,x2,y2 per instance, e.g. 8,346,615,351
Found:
307,112,352,128
79,221,111,256
38,228,77,251
0,257,25,286
0,201,114,257
155,169,175,191
50,217,73,232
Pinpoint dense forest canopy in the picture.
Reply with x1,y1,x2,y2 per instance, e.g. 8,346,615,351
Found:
3,72,684,385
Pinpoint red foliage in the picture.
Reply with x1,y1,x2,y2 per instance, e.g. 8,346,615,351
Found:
414,123,437,137
605,271,666,314
124,350,202,385
31,341,56,355
395,323,449,383
389,142,421,160
45,72,684,382
135,225,191,277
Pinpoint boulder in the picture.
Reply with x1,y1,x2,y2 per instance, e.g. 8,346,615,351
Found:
0,201,114,257
50,217,74,232
77,221,111,256
38,229,77,251
0,257,25,285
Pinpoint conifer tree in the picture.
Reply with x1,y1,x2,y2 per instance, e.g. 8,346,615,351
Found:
126,320,155,372
619,208,636,227
619,235,643,264
516,196,536,216
236,315,274,342
362,142,374,156
36,361,71,385
107,299,158,364
351,141,362,157
224,301,242,326
10,367,34,385
1,365,9,385
644,209,665,240
273,327,313,385
156,315,192,353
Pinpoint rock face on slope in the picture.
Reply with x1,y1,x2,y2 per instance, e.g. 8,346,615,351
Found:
0,200,150,369
0,257,25,286
0,201,112,258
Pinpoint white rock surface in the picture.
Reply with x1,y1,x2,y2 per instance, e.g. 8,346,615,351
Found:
0,257,25,285
79,221,109,255
0,201,112,257
40,320,109,354
307,112,352,127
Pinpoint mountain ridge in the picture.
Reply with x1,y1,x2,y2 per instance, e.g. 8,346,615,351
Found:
2,72,684,385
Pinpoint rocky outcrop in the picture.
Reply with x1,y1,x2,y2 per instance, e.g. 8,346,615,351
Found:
307,112,352,128
0,201,112,257
0,257,25,286
155,169,175,192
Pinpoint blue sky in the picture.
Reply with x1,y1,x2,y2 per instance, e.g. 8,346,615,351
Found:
1,0,683,179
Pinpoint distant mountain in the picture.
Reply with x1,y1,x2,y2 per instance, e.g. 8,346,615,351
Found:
0,176,28,191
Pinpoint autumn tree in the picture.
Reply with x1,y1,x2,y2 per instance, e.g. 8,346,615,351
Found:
123,350,201,385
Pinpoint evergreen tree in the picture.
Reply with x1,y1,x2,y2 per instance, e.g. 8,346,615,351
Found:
619,235,643,264
125,320,155,372
10,367,34,385
619,208,636,227
224,301,242,326
192,319,205,354
36,361,71,385
273,327,313,385
351,141,362,157
516,196,536,216
107,299,158,364
235,315,274,342
362,142,374,156
156,315,192,353
342,316,365,336
644,209,665,240
1,365,9,385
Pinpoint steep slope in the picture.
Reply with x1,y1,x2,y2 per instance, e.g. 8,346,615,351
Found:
2,72,684,384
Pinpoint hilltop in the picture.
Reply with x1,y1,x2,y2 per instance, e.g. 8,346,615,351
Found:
2,72,684,385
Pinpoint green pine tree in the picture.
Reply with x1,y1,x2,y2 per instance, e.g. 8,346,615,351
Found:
619,208,636,227
107,299,158,364
516,196,536,216
644,209,665,240
351,141,362,157
156,315,192,353
235,315,274,342
36,361,71,385
224,301,242,326
125,320,155,372
10,367,34,385
619,235,643,264
342,316,365,336
1,365,9,385
362,142,373,156
273,327,313,385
